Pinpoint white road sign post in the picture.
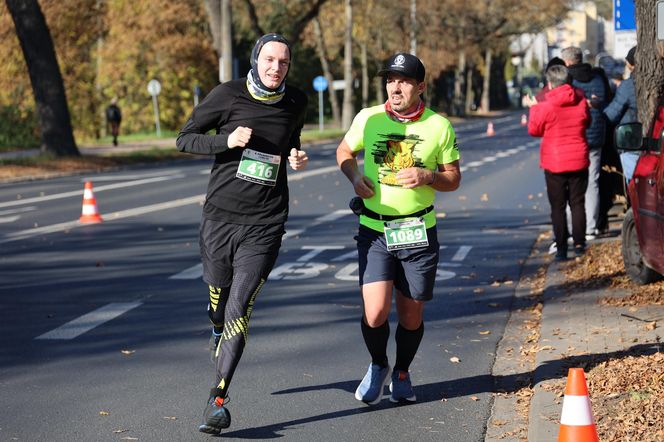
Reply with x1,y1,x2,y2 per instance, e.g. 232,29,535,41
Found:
147,79,162,137
312,75,328,132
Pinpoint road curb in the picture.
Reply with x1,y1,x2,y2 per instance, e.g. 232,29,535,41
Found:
485,232,549,442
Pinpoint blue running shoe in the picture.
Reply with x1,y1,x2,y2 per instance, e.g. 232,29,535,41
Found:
354,363,390,405
389,370,416,403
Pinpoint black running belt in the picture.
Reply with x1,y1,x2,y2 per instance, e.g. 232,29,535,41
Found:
361,205,434,221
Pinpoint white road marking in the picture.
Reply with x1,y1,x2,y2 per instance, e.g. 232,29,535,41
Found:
460,141,535,173
0,216,20,223
169,263,203,280
82,169,183,181
297,245,345,262
0,195,204,244
0,174,184,209
452,245,472,261
310,209,352,225
289,164,342,181
283,229,304,239
458,122,524,142
0,206,37,216
35,302,142,340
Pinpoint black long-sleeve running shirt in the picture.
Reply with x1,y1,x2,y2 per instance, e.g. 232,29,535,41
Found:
177,79,307,225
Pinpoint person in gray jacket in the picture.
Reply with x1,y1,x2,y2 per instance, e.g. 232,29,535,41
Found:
561,46,611,239
604,46,639,182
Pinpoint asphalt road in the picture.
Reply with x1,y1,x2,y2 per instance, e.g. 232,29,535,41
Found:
0,112,550,441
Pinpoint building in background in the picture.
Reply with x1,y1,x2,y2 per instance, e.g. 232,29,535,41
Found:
512,1,633,74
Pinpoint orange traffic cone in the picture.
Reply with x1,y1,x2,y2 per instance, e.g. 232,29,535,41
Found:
79,181,103,223
558,368,599,442
486,121,495,136
521,114,528,126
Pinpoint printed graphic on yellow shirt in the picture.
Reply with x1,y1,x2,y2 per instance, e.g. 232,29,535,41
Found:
372,134,424,186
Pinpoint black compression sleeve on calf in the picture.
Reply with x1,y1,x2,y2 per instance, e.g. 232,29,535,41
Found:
208,285,230,330
360,318,390,367
394,322,424,372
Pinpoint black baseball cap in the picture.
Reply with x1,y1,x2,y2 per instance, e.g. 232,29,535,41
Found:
377,53,426,82
625,46,636,66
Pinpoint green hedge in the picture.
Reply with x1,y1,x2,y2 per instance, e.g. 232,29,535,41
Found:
0,105,40,149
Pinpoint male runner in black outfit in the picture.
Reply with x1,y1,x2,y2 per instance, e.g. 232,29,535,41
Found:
176,33,308,435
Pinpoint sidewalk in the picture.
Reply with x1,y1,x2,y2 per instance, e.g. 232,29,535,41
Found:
0,138,177,160
486,211,664,441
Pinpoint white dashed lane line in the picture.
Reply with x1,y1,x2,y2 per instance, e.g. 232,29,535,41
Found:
35,302,143,340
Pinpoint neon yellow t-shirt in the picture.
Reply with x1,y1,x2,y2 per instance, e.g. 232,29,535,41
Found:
344,104,460,232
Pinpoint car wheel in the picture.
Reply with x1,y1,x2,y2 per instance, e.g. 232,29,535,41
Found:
621,210,662,284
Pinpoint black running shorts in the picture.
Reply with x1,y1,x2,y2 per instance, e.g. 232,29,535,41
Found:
356,224,439,301
199,219,285,287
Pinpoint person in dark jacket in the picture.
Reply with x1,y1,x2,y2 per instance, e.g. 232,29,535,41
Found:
105,98,122,146
527,65,591,260
561,46,610,239
176,33,308,435
604,46,639,182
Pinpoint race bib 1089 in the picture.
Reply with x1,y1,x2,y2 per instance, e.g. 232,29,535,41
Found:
384,218,428,251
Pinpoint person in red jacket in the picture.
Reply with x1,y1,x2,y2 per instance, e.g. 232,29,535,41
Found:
526,65,591,260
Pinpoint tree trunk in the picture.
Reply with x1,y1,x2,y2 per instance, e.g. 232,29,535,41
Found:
312,18,340,126
453,51,466,116
203,0,221,56
374,73,384,105
410,0,417,55
481,48,491,112
361,41,369,108
220,0,233,82
6,0,78,156
465,65,474,114
490,53,509,109
635,0,664,135
341,0,353,130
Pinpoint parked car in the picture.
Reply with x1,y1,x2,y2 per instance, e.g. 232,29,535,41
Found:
615,109,664,284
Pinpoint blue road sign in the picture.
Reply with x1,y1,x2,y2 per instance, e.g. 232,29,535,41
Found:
313,75,328,92
614,0,636,31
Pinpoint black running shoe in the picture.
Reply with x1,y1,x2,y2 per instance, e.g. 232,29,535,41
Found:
198,393,231,434
209,331,221,364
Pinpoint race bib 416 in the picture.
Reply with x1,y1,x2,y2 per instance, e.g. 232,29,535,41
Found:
236,148,281,186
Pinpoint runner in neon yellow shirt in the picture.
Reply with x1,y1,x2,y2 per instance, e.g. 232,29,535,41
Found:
337,52,461,405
